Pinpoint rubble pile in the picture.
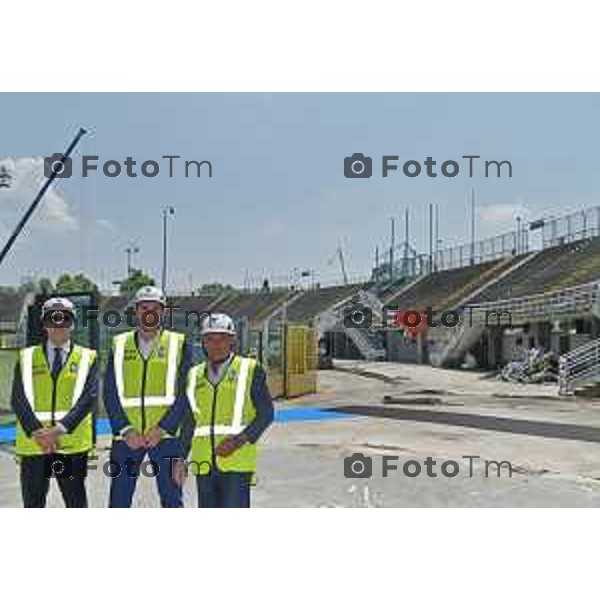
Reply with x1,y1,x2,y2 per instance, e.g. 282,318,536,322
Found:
499,348,559,384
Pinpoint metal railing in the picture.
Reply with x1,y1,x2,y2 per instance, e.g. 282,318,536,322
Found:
432,230,527,272
558,337,600,395
542,206,600,249
314,288,386,360
377,206,600,282
464,281,600,326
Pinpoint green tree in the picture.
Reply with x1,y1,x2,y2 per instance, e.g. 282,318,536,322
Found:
17,278,55,294
38,278,54,295
119,269,156,295
55,273,98,294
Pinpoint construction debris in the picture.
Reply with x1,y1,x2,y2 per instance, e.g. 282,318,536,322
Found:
498,348,559,384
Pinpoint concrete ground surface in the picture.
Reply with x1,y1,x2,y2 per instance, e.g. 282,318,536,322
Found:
2,360,600,507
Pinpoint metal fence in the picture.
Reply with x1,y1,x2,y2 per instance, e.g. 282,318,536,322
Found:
432,230,527,272
542,207,600,248
465,281,600,325
260,310,317,398
377,206,600,282
378,229,529,284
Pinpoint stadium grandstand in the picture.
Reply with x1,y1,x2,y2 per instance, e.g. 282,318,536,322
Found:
4,205,600,397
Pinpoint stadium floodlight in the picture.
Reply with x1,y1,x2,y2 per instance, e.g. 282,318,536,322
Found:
162,206,176,294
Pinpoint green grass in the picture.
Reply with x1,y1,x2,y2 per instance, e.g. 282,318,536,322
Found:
0,350,17,412
0,414,14,426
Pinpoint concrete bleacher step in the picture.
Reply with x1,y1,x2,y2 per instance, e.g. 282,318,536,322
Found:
472,238,600,305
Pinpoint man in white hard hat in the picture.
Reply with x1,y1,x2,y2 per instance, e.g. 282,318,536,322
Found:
104,285,193,508
10,297,98,507
185,313,274,507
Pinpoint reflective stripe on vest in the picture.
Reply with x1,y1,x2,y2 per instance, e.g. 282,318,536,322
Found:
113,331,179,407
16,344,95,456
187,356,251,437
20,345,93,420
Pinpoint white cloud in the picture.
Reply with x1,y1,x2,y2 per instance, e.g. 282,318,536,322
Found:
478,202,532,231
0,156,78,236
96,218,117,234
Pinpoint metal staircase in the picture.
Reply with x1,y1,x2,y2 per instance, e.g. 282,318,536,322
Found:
431,282,600,370
559,338,600,395
315,289,386,360
429,315,486,367
343,325,386,361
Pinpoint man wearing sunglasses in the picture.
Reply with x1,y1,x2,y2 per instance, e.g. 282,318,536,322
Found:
10,297,98,507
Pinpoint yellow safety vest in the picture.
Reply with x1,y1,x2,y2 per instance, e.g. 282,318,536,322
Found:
187,355,258,475
112,330,185,436
15,344,96,456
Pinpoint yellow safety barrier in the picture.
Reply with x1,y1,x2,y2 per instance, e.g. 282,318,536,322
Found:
284,325,317,398
260,323,318,399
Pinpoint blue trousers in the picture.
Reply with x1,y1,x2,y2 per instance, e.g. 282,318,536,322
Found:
196,471,252,508
108,438,183,508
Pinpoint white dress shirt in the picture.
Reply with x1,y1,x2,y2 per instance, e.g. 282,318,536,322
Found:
46,339,71,370
206,353,234,385
137,331,160,360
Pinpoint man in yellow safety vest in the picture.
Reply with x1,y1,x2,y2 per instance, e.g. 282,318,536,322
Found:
104,286,193,507
186,313,274,507
11,297,98,508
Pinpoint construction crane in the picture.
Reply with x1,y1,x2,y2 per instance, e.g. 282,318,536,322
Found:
325,245,349,285
0,128,86,268
337,245,349,285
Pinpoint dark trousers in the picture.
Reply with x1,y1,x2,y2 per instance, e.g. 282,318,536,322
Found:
196,471,252,508
108,438,183,508
20,453,88,508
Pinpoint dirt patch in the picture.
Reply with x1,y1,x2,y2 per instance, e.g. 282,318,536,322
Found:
383,395,443,406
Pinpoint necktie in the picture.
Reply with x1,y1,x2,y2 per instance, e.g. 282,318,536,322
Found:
51,347,63,379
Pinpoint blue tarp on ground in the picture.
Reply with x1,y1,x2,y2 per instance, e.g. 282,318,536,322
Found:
0,407,355,444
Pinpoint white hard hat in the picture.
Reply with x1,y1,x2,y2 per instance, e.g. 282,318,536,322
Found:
135,285,166,306
41,297,75,318
201,313,236,336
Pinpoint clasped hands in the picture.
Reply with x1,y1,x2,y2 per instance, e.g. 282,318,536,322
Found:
124,426,164,450
32,425,63,453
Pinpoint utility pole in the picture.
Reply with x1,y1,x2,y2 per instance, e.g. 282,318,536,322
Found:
389,217,395,284
161,206,175,293
429,203,433,272
404,208,409,276
0,128,87,268
125,245,139,277
435,203,442,269
470,188,476,265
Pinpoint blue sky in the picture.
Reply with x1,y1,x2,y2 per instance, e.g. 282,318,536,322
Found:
1,93,599,291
